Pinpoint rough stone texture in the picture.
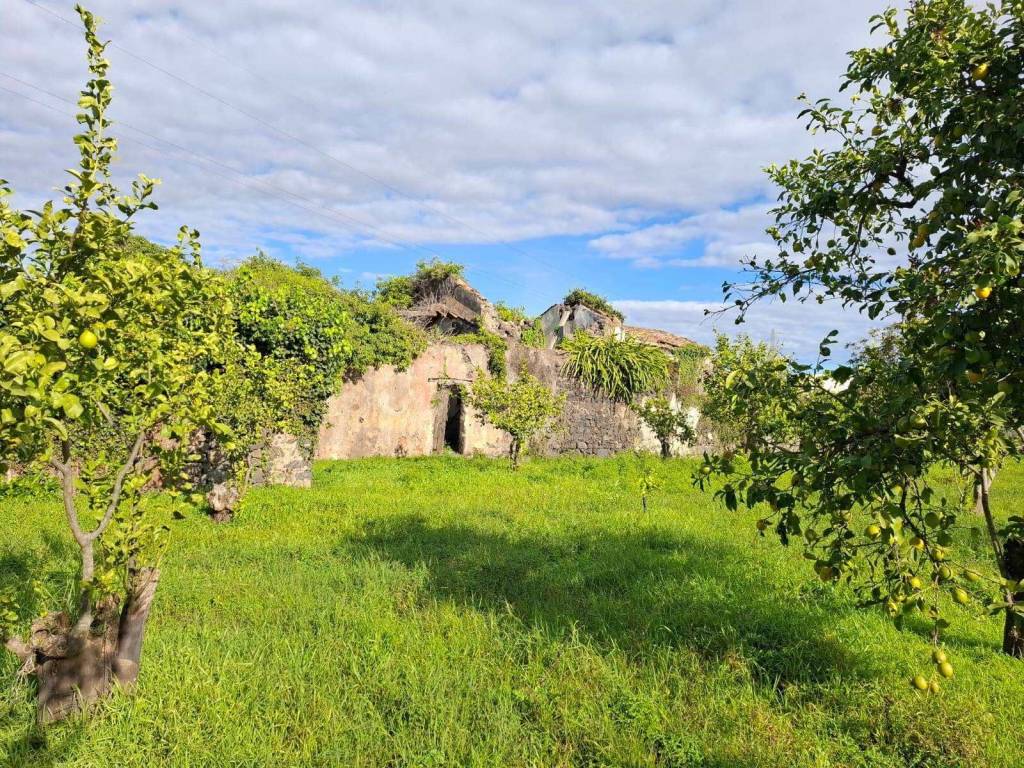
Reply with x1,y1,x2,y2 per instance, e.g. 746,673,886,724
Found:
537,303,622,349
316,343,510,460
249,433,313,488
206,482,240,523
317,340,713,460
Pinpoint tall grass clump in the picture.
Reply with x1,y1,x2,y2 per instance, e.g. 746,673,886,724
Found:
561,332,668,403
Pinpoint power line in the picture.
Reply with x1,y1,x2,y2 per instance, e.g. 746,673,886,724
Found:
20,0,584,293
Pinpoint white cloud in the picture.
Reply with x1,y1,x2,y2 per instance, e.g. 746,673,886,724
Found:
615,298,887,362
0,0,889,265
589,203,777,268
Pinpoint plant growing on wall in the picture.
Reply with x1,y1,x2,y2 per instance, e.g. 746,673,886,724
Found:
227,255,356,450
464,372,564,469
450,328,508,378
561,332,668,403
376,259,465,308
0,5,238,720
700,0,1024,679
633,397,694,459
563,289,624,321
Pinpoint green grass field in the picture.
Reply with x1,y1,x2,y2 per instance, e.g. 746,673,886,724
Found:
2,456,1023,767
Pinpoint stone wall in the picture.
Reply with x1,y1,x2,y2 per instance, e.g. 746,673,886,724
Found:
316,339,710,461
316,343,510,460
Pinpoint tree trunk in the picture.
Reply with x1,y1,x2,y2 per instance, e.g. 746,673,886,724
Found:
510,440,521,470
6,568,161,723
1002,537,1024,658
660,440,671,460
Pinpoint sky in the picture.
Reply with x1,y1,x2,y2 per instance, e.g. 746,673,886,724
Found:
0,0,895,360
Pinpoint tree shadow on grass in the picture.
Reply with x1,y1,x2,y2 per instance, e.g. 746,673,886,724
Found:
346,513,870,689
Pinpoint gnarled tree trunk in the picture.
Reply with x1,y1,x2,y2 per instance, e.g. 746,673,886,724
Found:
5,567,160,723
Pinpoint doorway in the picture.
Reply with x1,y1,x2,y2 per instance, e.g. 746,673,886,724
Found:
443,388,463,453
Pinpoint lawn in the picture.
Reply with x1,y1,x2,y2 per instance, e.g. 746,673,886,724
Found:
1,455,1023,767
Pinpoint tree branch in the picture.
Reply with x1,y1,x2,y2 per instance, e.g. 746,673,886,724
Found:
86,430,147,543
50,441,85,546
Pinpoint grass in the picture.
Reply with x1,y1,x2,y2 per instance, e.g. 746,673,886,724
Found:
1,455,1023,767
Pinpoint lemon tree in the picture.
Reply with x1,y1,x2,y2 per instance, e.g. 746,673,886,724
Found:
701,0,1024,677
0,5,237,720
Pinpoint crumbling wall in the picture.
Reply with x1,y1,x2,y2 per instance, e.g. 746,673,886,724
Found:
317,337,711,461
316,343,510,460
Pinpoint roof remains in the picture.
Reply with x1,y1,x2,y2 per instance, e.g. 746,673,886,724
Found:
623,325,699,351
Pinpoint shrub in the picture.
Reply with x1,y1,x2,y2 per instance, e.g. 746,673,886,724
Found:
560,332,668,403
520,319,547,349
701,334,792,450
376,259,465,308
375,274,416,309
563,289,624,321
495,302,530,324
633,397,695,459
339,289,428,377
465,372,564,469
227,255,353,446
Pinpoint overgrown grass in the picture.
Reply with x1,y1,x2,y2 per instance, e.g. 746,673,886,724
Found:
1,456,1022,766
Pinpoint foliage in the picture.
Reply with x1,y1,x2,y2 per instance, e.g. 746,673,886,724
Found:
450,329,508,378
633,397,694,459
703,0,1024,668
414,258,464,283
0,5,237,646
494,302,529,324
520,319,546,349
635,453,660,513
560,331,668,403
376,259,465,308
338,289,428,377
374,274,416,309
464,373,564,468
494,303,547,348
2,456,1023,765
702,334,795,449
227,254,352,445
563,288,624,321
669,345,709,408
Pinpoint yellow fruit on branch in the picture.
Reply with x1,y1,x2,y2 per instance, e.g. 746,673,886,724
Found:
78,329,98,350
971,62,989,80
974,285,992,300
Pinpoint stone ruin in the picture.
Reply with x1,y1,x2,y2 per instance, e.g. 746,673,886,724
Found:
316,276,711,461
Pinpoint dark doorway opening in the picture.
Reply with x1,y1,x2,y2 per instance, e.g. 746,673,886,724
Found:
443,389,463,453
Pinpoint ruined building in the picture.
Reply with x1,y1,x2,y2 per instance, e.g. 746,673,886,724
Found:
315,276,706,461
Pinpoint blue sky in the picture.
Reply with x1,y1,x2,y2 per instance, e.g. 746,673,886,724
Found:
0,0,895,359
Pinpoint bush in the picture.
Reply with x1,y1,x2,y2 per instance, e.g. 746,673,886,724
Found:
633,397,695,458
375,274,416,309
563,289,624,321
376,259,465,308
495,302,530,324
520,319,546,349
464,372,564,468
339,290,427,377
560,332,668,403
227,255,352,445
